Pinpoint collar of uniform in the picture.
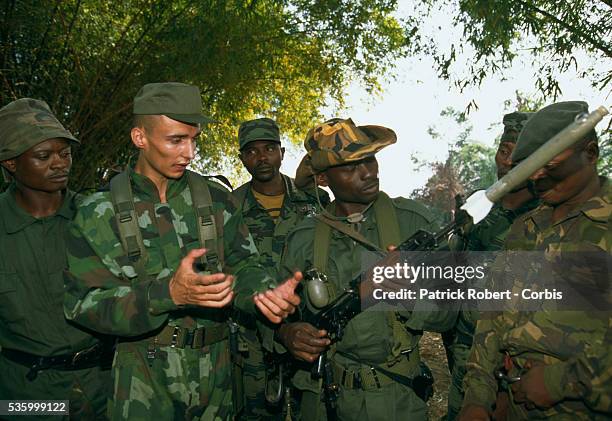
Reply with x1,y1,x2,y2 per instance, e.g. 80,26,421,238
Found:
129,165,188,203
529,177,611,229
1,183,76,234
325,201,376,239
240,173,300,214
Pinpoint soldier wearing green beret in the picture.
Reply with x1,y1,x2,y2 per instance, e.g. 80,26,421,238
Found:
276,118,456,420
460,101,611,420
442,111,540,420
62,82,303,420
234,118,330,419
0,98,111,420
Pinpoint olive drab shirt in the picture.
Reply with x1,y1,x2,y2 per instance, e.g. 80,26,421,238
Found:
281,193,457,391
63,169,275,337
463,178,612,419
234,174,329,271
0,184,99,355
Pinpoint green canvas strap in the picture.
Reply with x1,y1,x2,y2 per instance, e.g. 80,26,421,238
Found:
313,218,332,273
109,171,148,283
186,171,224,271
373,192,401,248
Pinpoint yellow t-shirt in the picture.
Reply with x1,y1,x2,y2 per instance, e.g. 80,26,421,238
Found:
252,188,284,221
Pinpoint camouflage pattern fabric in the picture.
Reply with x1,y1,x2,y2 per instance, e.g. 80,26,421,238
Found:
443,199,539,420
234,174,328,420
294,118,396,188
0,185,110,420
238,118,281,150
0,98,79,161
462,178,612,419
64,168,276,420
280,193,456,420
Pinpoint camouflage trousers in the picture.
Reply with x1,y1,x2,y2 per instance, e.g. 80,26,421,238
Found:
109,339,233,420
442,309,477,421
0,354,111,421
238,327,284,420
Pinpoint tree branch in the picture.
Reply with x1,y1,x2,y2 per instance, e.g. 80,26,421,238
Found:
517,0,612,57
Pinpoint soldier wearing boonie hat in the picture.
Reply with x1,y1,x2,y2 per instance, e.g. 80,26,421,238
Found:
461,101,611,420
0,98,112,419
234,117,329,419
277,118,456,420
63,83,303,420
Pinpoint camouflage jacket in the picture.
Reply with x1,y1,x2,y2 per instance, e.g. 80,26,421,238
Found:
463,177,611,419
280,194,456,392
233,174,329,271
465,199,540,251
63,169,275,337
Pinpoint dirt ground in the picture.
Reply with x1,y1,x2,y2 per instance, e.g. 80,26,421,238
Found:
420,331,451,420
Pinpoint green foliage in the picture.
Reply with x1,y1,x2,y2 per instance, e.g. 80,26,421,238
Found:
420,0,612,98
0,0,412,189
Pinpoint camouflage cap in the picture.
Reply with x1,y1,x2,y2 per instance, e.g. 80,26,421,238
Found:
500,111,534,143
133,82,213,125
0,98,79,161
295,118,396,188
512,101,589,162
238,117,280,150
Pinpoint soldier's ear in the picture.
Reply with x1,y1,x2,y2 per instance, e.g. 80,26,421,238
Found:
0,159,16,174
583,140,599,163
130,127,147,149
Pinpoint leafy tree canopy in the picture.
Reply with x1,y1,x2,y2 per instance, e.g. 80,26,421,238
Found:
0,0,413,188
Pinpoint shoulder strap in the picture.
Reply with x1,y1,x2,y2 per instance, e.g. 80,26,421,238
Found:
232,183,250,210
109,171,148,282
187,171,224,271
313,218,332,273
373,192,401,248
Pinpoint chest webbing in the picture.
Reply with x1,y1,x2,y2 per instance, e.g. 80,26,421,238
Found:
109,170,223,281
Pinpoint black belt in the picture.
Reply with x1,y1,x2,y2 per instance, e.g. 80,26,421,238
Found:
1,343,111,381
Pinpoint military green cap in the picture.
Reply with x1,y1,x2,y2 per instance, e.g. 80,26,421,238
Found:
0,98,79,161
500,111,533,143
133,82,212,125
238,118,280,150
295,118,396,188
512,101,589,162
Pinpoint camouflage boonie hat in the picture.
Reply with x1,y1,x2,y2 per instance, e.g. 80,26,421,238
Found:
512,101,589,162
500,111,534,143
133,82,213,125
0,98,79,161
238,118,280,150
295,118,396,188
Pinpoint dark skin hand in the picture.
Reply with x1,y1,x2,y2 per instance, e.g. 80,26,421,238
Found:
277,322,330,362
457,404,490,421
511,360,557,410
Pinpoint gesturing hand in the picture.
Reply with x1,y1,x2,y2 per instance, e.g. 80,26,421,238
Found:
169,248,234,308
511,360,557,410
277,322,330,362
254,271,302,323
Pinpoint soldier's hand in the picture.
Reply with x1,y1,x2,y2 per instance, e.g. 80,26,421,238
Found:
457,404,490,421
254,271,302,323
169,248,234,307
511,360,557,409
277,322,330,362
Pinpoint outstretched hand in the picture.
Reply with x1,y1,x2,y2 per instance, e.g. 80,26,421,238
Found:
254,271,302,323
169,248,234,308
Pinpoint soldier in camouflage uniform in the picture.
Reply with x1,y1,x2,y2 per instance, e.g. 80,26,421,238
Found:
63,83,302,420
234,118,330,419
443,111,539,420
0,99,111,420
460,101,611,420
277,118,456,420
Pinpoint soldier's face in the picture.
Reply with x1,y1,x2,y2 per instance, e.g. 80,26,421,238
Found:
528,143,597,205
132,115,200,180
1,138,72,193
495,141,515,179
239,140,284,183
321,156,379,204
